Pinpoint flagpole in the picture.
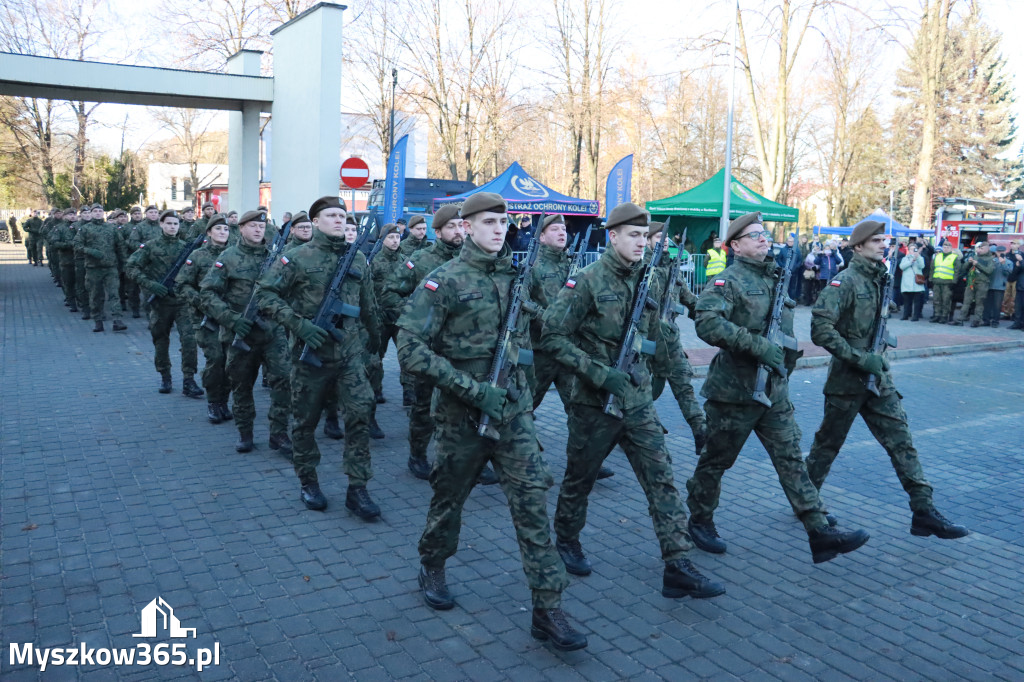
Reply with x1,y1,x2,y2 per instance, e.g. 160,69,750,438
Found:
719,0,738,240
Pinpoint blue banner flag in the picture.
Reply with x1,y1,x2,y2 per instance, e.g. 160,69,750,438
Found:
604,154,633,221
383,134,409,225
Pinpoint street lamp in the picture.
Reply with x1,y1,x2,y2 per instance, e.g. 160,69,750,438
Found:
389,68,398,158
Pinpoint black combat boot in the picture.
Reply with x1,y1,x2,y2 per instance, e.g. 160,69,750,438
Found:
300,480,327,511
132,309,140,319
121,302,127,311
81,310,91,320
323,412,343,439
368,418,385,440
218,402,233,421
418,565,454,610
688,518,726,554
596,465,615,479
69,304,78,312
235,431,254,453
531,608,588,651
555,538,592,576
112,320,127,331
345,485,381,520
808,525,870,564
662,558,727,599
375,393,386,404
158,372,172,394
407,454,431,480
182,377,205,399
207,403,223,424
476,464,499,486
92,320,104,332
268,432,293,457
64,300,71,307
910,508,968,539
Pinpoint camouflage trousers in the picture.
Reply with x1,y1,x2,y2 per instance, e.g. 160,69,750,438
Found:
958,280,990,323
652,324,706,437
931,282,954,321
74,257,88,309
367,324,399,398
529,351,575,413
196,324,229,404
806,391,933,513
48,246,60,281
686,399,827,532
555,403,693,561
289,347,372,485
85,267,122,323
124,275,141,315
25,235,42,263
226,328,290,437
408,378,435,458
148,299,198,377
58,251,76,305
419,410,567,609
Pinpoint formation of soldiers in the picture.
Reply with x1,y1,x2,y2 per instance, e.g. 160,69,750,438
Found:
29,195,970,652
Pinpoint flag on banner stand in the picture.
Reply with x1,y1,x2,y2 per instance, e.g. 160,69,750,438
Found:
604,154,633,220
383,134,409,225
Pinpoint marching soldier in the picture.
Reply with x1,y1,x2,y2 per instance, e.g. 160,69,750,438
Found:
398,214,429,256
43,208,61,283
684,212,870,564
23,210,43,265
50,209,79,311
397,192,586,651
199,209,292,455
192,201,216,238
367,222,401,406
126,210,204,398
71,208,90,318
951,241,995,327
929,240,960,323
74,203,128,332
109,210,131,311
805,219,968,540
176,214,233,424
123,206,145,317
540,202,725,599
256,197,382,520
179,206,197,241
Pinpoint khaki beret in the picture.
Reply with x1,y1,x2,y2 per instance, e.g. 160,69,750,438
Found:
460,192,506,219
433,204,461,227
201,201,214,210
648,221,665,239
158,209,178,222
257,205,268,211
725,211,763,245
290,211,311,226
239,209,267,225
181,206,195,214
379,223,399,238
146,205,158,212
227,210,238,218
407,215,426,229
207,214,227,229
130,205,142,213
346,214,357,226
309,196,346,219
90,202,104,211
541,214,565,232
109,209,125,219
848,219,885,248
606,202,648,230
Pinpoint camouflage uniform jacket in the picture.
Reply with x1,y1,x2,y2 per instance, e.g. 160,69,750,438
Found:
39,217,54,240
539,247,662,410
256,229,381,362
23,216,43,235
130,219,162,251
175,241,225,317
527,244,571,340
398,234,428,257
124,219,144,253
125,231,188,297
74,219,127,268
695,254,798,405
200,240,278,344
810,253,896,397
49,220,75,252
370,244,402,298
396,236,533,424
964,252,995,286
379,238,461,326
70,222,87,262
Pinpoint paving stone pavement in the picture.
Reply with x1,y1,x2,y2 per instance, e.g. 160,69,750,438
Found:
2,247,1023,681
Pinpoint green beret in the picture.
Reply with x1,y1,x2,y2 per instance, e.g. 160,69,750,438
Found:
408,215,426,229
541,214,565,232
158,209,178,222
290,211,311,226
109,209,125,219
648,221,665,239
146,205,158,212
239,209,267,225
207,214,227,229
201,201,214,210
460,192,506,219
725,211,763,245
606,202,648,230
379,223,399,238
90,202,104,211
131,206,142,212
181,206,195,214
346,214,357,226
848,219,885,248
433,204,461,227
309,195,346,219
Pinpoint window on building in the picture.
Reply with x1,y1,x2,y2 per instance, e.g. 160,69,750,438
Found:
170,177,178,200
184,180,193,200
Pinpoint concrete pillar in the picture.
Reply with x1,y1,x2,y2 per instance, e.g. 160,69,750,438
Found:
271,3,345,217
226,50,262,214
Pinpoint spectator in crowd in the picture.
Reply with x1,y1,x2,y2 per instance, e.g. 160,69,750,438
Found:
802,243,821,305
1001,240,1019,320
812,241,841,303
7,214,21,243
899,242,926,321
775,234,802,300
985,245,1013,328
1010,245,1024,330
838,237,853,272
511,213,535,251
705,236,727,281
795,234,810,293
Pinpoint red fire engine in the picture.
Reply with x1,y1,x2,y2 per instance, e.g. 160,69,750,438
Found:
935,197,1023,250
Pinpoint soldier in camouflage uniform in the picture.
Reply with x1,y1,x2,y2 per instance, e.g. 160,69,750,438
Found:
71,209,91,317
43,209,62,283
398,214,429,257
123,206,145,317
50,210,79,311
367,223,401,412
646,223,706,457
190,201,216,240
200,209,292,455
951,241,995,327
23,210,43,265
539,202,725,599
685,211,870,564
109,210,131,311
126,210,203,397
806,220,968,540
74,203,128,332
178,206,197,242
176,214,233,425
256,197,383,520
397,192,586,652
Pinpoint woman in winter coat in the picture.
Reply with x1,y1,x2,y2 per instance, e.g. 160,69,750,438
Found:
899,243,926,321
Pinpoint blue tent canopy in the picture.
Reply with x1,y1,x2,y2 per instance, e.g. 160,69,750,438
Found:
814,210,932,238
432,162,600,216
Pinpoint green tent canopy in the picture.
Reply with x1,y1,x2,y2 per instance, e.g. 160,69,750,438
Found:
645,168,799,222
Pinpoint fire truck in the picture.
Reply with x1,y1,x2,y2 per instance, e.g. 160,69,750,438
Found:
935,197,1023,250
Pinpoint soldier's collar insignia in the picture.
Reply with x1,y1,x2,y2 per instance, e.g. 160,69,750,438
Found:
830,280,841,287
424,279,439,291
714,279,725,286
566,278,576,288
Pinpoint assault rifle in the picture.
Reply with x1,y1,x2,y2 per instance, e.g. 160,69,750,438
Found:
751,249,800,408
299,227,372,367
146,232,207,305
602,229,667,420
477,230,542,440
866,247,899,396
365,233,386,265
658,227,689,323
567,223,593,278
230,223,293,351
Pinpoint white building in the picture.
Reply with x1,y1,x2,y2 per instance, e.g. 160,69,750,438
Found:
147,162,228,210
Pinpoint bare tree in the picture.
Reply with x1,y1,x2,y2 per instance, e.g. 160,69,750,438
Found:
158,0,272,69
150,108,227,193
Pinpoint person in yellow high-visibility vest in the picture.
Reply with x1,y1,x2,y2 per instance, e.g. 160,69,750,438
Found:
705,237,727,285
929,241,961,323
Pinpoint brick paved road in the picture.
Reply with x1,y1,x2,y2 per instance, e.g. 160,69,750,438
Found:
2,250,1022,681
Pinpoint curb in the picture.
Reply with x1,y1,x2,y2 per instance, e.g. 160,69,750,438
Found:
688,338,1024,378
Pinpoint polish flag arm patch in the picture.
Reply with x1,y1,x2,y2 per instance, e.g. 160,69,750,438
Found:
830,280,841,287
406,261,415,269
185,259,192,265
424,279,439,291
280,255,290,265
565,278,576,288
714,279,726,286
214,261,224,268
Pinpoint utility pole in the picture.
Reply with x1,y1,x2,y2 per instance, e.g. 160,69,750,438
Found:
389,68,398,158
719,0,739,240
